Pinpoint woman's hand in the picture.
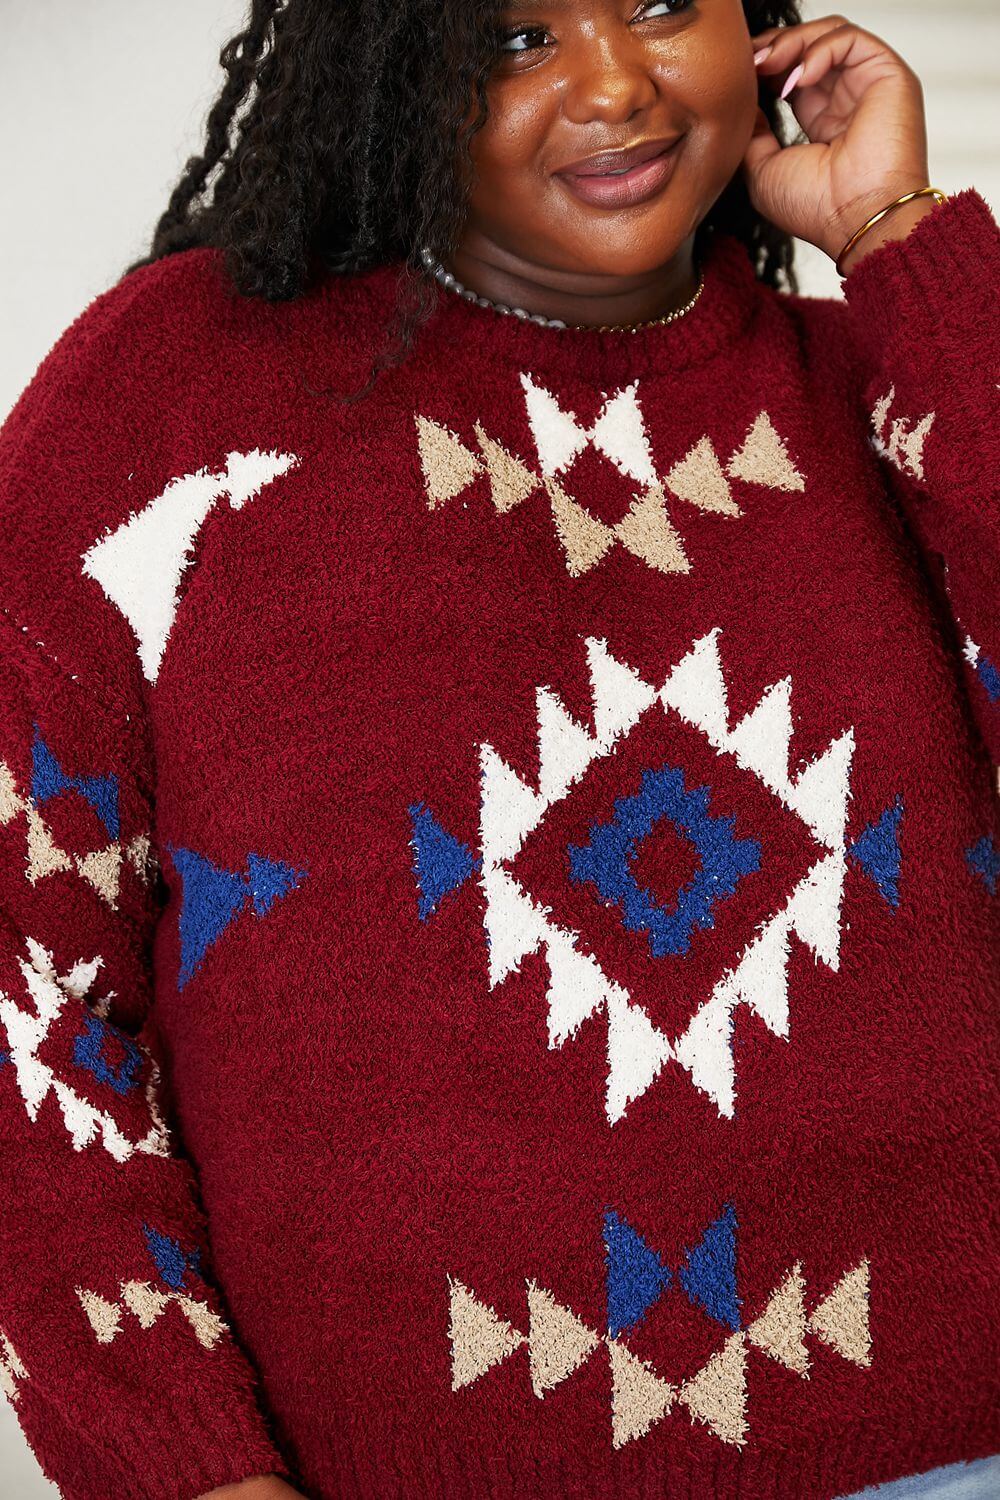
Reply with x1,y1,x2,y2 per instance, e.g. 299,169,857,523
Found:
743,15,934,269
198,1476,304,1499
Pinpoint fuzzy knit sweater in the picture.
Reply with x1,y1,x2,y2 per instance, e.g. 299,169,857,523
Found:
0,189,998,1500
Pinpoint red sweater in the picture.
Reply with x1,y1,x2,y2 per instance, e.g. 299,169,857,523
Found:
0,190,997,1500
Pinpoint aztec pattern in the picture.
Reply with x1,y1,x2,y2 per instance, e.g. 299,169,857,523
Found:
0,935,170,1162
869,385,935,482
415,378,804,578
81,447,300,683
76,1222,229,1351
167,843,308,988
411,627,903,1122
0,1331,28,1405
448,1203,871,1450
0,728,154,909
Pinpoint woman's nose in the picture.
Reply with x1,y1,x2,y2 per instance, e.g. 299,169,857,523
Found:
559,32,660,126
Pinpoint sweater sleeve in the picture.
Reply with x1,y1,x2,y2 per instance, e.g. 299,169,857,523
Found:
839,187,1000,775
0,267,294,1499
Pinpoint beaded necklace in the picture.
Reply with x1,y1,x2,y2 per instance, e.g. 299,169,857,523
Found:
418,245,705,332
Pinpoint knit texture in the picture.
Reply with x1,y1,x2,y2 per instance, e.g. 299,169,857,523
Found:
0,189,997,1500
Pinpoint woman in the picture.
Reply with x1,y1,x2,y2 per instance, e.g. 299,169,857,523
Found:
0,3,996,1499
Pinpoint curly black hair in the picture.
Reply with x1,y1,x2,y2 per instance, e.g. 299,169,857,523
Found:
128,0,803,402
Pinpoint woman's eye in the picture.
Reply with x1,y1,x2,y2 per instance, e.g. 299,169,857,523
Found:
498,0,695,58
641,0,697,14
498,26,549,54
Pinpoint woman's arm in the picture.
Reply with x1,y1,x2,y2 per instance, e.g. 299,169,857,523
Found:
840,189,1000,774
0,272,296,1498
745,14,1000,774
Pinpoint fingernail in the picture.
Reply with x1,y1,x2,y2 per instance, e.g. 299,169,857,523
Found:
780,63,803,100
753,45,772,66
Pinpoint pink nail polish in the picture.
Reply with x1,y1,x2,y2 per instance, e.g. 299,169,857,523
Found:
780,63,804,100
753,45,772,66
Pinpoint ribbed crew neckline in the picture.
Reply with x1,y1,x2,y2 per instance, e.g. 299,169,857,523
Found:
405,229,764,384
310,231,767,390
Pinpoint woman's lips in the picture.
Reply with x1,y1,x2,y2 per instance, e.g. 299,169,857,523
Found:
556,137,684,208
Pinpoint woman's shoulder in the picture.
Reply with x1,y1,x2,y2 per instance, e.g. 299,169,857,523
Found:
5,243,397,427
758,272,866,396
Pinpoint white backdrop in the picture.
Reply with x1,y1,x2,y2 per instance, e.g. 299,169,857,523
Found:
0,2,997,1494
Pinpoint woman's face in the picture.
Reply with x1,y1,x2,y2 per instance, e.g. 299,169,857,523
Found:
463,0,760,275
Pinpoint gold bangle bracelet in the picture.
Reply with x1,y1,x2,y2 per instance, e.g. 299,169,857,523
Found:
835,186,948,277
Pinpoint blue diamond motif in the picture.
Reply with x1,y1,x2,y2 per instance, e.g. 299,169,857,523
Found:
567,762,761,959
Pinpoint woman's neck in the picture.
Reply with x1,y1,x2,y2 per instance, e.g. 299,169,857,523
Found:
443,226,700,329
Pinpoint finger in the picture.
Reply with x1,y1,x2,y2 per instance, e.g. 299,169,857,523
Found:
752,14,861,51
754,19,892,85
751,14,850,55
741,107,784,183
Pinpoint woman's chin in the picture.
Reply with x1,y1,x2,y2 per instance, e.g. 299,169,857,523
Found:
545,224,695,280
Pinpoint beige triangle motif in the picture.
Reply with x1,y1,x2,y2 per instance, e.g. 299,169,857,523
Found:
526,1280,599,1397
608,1337,675,1448
0,1333,28,1403
25,807,72,883
809,1259,871,1368
76,1287,123,1344
747,1263,809,1374
666,436,741,517
0,761,23,824
448,1278,525,1391
546,476,616,576
76,844,123,907
415,414,482,508
126,832,156,882
473,422,539,514
727,412,805,492
121,1279,171,1328
614,484,690,576
174,1293,228,1350
679,1330,749,1447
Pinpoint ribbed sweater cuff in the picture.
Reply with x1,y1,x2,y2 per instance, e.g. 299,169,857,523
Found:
69,1382,293,1500
840,187,1000,367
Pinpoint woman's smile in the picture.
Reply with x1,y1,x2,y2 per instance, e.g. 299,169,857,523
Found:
555,133,685,208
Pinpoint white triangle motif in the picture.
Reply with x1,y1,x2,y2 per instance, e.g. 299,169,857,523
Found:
521,374,657,486
605,989,673,1125
660,630,729,747
81,449,299,683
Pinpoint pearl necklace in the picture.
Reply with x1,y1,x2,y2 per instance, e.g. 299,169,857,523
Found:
419,246,704,332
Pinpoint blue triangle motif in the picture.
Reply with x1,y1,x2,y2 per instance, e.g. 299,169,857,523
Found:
603,1209,672,1338
170,846,249,989
247,852,307,915
848,794,904,910
31,724,120,839
408,801,479,921
31,729,69,804
966,836,999,896
976,653,1000,703
679,1202,741,1331
142,1223,203,1290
